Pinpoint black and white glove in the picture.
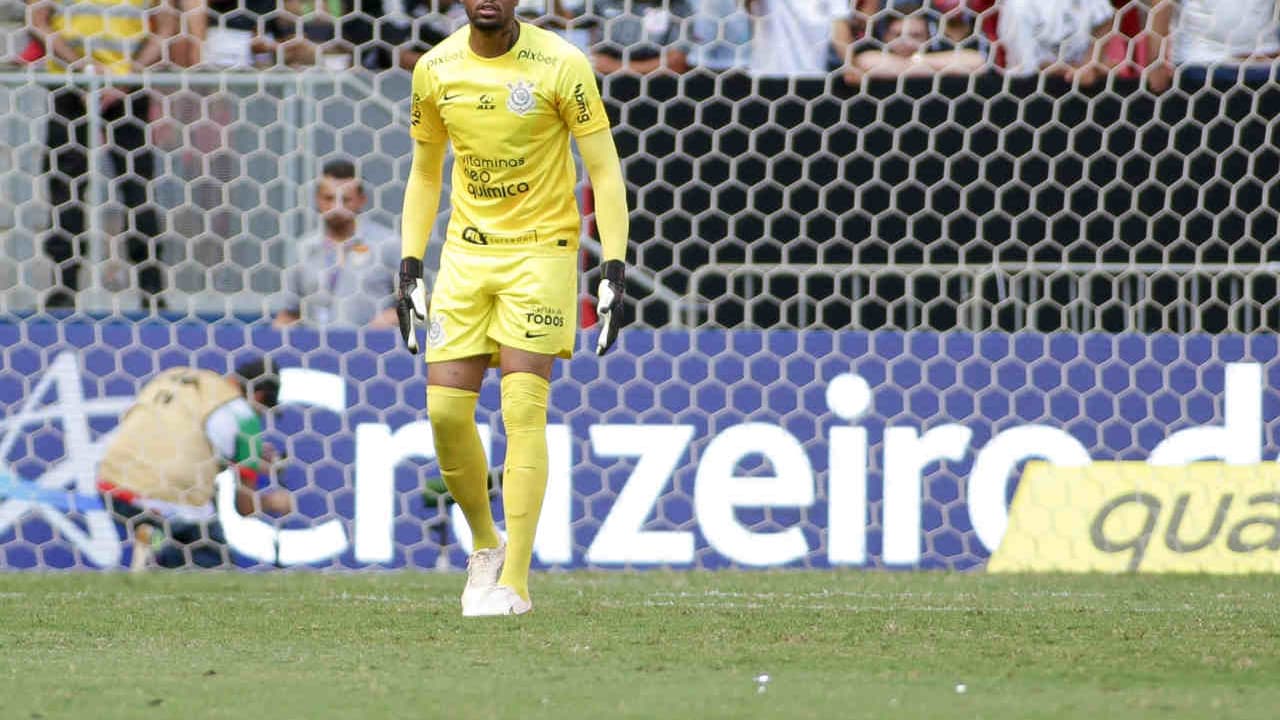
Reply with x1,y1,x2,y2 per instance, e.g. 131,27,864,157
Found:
595,260,625,356
396,257,429,354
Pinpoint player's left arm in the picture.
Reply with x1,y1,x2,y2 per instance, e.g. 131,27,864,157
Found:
560,50,630,354
579,130,629,355
578,130,628,267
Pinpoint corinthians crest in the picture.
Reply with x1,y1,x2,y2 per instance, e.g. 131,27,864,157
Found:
427,315,447,347
506,80,535,115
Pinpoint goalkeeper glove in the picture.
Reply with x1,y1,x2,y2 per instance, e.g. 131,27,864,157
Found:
595,260,625,356
396,257,428,354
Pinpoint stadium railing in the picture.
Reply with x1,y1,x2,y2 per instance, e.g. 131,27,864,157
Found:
681,262,1280,333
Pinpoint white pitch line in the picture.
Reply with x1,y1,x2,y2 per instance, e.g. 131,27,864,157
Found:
644,590,1114,601
618,599,1259,614
644,589,1277,602
0,591,428,605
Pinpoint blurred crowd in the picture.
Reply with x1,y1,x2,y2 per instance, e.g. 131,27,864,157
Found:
10,0,1280,84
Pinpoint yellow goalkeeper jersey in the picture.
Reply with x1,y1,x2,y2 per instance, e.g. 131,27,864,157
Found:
409,23,611,255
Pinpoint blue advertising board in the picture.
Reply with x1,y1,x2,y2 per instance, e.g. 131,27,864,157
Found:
1,321,1277,571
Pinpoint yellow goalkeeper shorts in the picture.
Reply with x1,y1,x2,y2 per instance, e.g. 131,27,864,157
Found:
425,246,578,365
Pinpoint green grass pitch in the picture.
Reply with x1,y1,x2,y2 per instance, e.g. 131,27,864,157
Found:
2,572,1277,719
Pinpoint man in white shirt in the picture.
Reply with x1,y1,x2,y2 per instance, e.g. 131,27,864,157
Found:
747,0,855,77
688,0,752,71
997,0,1115,85
1146,0,1279,88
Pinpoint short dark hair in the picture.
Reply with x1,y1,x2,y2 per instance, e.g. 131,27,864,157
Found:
234,358,280,409
320,159,366,197
322,159,357,180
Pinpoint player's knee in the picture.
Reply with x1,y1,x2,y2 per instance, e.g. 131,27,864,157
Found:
426,385,479,436
500,373,549,433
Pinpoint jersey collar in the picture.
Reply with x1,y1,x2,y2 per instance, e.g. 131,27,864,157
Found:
462,21,528,63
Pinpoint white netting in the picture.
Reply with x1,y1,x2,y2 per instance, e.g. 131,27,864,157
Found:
0,2,1276,328
1,2,1279,571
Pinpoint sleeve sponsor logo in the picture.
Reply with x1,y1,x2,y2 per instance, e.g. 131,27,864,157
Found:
572,82,592,124
410,92,422,126
989,462,1280,573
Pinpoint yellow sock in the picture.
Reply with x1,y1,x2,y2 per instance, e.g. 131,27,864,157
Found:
427,385,501,550
496,372,550,601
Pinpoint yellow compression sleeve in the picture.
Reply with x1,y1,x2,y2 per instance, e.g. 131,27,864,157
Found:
426,385,502,550
577,129,630,263
496,372,550,602
400,139,448,260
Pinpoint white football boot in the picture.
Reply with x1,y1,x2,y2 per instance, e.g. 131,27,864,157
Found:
460,544,506,614
462,585,532,617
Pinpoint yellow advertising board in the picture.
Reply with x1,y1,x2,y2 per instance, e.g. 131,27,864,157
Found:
988,462,1280,573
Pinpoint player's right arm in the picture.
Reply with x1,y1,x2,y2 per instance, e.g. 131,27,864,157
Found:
397,59,449,353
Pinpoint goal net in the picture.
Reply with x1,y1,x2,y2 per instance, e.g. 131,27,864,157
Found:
1,1,1278,572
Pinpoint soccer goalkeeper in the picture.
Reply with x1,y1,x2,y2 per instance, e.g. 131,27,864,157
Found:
397,0,629,616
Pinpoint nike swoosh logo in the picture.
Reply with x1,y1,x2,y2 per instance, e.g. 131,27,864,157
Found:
442,92,461,101
525,331,549,339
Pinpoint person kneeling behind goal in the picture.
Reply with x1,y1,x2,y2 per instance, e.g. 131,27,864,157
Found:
96,359,291,570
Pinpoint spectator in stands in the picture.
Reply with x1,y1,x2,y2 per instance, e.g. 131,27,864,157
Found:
687,0,752,72
928,0,987,53
274,160,402,328
853,0,980,46
181,0,312,67
747,0,855,77
294,0,442,71
388,0,465,70
27,0,175,310
845,2,986,83
996,0,1116,85
1146,0,1280,88
582,0,693,74
518,0,591,51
